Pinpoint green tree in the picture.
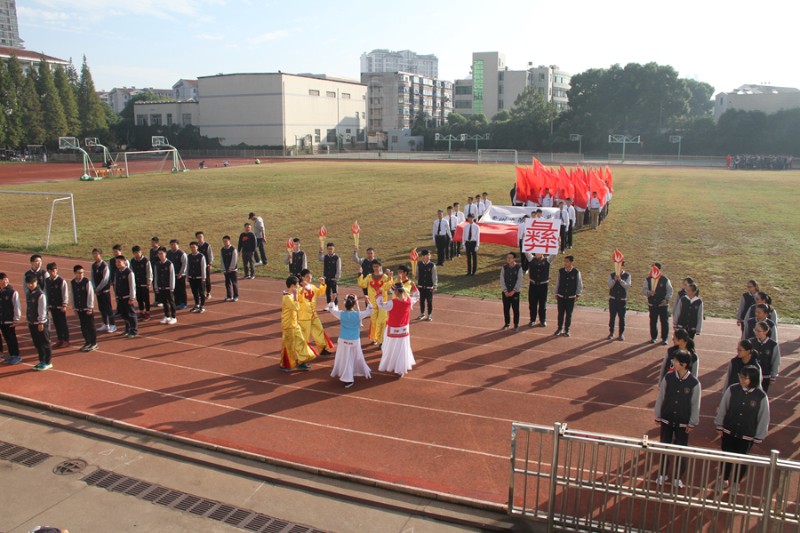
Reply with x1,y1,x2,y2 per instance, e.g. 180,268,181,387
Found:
492,87,557,150
684,79,715,117
446,112,467,127
19,75,46,145
491,110,511,123
715,109,767,154
2,55,25,148
77,55,107,134
0,61,8,146
35,58,68,142
54,65,80,135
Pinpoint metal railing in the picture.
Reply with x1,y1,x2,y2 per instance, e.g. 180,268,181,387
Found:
510,422,800,532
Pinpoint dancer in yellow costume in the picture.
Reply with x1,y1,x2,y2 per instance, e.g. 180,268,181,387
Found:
280,275,317,371
357,260,393,345
297,269,335,355
391,264,420,300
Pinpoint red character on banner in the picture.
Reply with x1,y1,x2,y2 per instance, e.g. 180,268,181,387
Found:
523,220,560,254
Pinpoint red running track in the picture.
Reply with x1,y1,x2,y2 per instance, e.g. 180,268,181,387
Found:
0,250,797,506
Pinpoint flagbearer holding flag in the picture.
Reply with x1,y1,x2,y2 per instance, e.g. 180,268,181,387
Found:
644,262,673,345
608,248,631,341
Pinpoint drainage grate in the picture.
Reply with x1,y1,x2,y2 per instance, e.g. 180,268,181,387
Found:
82,469,330,532
0,440,51,467
53,459,88,475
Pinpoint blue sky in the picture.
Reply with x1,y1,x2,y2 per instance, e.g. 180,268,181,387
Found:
17,0,800,94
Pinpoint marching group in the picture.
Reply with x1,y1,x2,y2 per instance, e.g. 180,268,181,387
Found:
0,203,782,488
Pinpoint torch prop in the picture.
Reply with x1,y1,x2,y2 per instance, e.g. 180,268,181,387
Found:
318,225,327,250
612,248,624,277
409,248,419,279
351,221,360,248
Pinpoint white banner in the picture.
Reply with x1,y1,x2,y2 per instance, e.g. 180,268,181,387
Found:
521,218,561,255
480,205,560,225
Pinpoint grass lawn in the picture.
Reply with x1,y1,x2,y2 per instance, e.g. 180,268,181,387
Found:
1,161,797,321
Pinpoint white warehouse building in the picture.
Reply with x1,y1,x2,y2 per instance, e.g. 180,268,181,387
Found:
134,72,367,148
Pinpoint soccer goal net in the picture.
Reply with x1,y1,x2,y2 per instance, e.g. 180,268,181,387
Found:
117,149,188,177
478,149,518,165
0,190,78,250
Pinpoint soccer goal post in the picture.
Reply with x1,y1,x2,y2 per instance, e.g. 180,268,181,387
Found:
0,190,78,249
478,149,518,165
120,149,187,177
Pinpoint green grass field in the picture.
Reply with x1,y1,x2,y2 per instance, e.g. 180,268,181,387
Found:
1,161,798,321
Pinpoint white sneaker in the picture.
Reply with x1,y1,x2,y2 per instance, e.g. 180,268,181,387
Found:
107,325,117,333
97,324,108,332
656,475,667,485
159,317,169,324
673,479,684,489
168,318,177,325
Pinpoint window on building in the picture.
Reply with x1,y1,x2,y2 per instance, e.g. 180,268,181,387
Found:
314,128,321,135
392,136,398,143
455,85,472,95
454,101,472,109
499,84,504,94
309,89,320,96
341,93,351,99
166,113,173,126
136,114,147,126
498,100,504,109
327,129,336,142
346,128,351,133
150,114,162,126
326,91,336,97
182,113,192,125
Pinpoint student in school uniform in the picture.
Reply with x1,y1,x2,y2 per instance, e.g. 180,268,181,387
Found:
248,212,268,266
432,210,452,266
528,252,556,328
500,252,523,332
91,248,117,333
187,241,208,313
462,214,481,276
464,197,479,221
167,239,188,310
70,264,97,351
130,246,153,322
742,303,777,342
725,340,762,390
284,238,307,278
0,272,22,364
45,262,70,348
661,329,699,381
673,282,703,338
153,246,177,324
113,256,138,338
748,322,780,393
318,242,341,305
195,231,214,299
654,349,701,489
446,205,459,261
25,273,53,370
237,223,257,279
220,235,239,302
416,249,437,321
607,263,631,341
149,237,161,306
24,254,47,296
553,255,582,337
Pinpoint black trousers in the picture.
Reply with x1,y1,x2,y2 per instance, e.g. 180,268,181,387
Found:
242,251,255,277
117,297,138,334
159,290,176,318
49,307,69,341
97,290,115,327
659,422,690,477
559,226,567,253
189,278,206,308
519,240,529,272
649,305,669,341
721,433,754,481
136,285,151,313
761,378,771,393
556,296,576,330
449,238,459,258
255,238,267,265
205,265,212,295
418,287,433,316
0,324,20,356
528,282,548,324
608,299,627,334
28,323,52,364
503,292,520,327
566,222,574,248
324,279,338,305
174,277,187,306
435,235,448,265
464,241,478,275
76,310,96,346
224,271,239,299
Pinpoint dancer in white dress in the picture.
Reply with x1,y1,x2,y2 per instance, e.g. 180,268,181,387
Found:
377,283,418,376
327,294,373,388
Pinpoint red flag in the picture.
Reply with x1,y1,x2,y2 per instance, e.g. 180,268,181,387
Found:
605,165,614,193
571,167,589,209
589,169,609,206
557,166,575,200
515,166,531,204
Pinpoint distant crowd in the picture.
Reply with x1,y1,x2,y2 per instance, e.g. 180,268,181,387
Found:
726,154,793,170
